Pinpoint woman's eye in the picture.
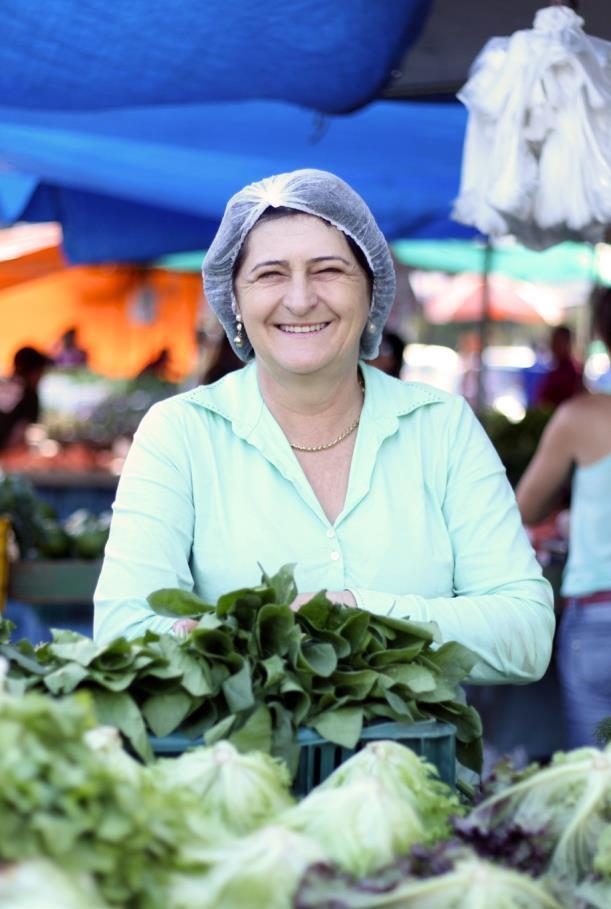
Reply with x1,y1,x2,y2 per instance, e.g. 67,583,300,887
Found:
316,267,341,275
257,270,282,279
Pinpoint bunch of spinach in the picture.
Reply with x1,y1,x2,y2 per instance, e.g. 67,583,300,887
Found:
0,565,483,772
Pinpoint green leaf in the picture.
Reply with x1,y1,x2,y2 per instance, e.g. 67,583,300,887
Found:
141,689,193,737
0,642,49,675
204,713,236,746
255,604,296,658
295,641,337,677
86,669,138,691
370,613,439,643
295,591,336,627
381,663,438,694
230,704,272,753
368,641,426,667
44,662,89,694
330,669,378,700
216,588,263,619
337,610,371,654
297,617,351,659
179,653,213,697
178,701,218,740
89,688,153,762
457,735,484,773
381,687,415,717
48,632,101,667
311,706,363,749
279,675,311,726
90,637,138,672
259,562,298,605
190,628,242,668
147,587,212,618
261,654,286,689
424,641,479,684
222,660,255,713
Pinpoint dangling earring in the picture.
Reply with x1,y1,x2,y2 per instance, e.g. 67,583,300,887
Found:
234,312,244,347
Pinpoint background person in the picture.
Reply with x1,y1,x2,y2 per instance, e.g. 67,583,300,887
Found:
534,324,583,410
369,329,405,378
52,326,88,368
517,289,611,746
94,169,553,688
0,346,52,450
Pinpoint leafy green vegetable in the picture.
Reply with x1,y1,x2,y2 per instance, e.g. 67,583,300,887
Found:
457,743,611,884
280,780,427,876
0,859,110,909
0,679,197,908
168,826,324,909
293,847,565,908
0,565,483,773
320,740,461,843
151,740,294,842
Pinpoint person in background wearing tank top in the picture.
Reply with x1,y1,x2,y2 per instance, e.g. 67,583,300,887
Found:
517,288,611,747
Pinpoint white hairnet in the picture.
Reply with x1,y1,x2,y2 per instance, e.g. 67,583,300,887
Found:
202,169,396,361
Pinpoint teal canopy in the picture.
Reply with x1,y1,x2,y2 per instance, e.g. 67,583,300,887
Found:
392,239,611,286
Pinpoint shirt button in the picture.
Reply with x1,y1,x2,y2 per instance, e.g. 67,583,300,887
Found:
326,528,335,538
330,550,340,561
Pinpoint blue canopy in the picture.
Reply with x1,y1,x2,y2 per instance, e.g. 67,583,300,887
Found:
1,0,431,114
0,100,474,263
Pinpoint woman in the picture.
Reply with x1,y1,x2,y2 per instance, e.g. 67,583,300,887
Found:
517,288,611,745
94,169,554,685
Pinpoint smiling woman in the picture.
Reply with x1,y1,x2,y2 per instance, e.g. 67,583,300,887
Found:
94,169,555,687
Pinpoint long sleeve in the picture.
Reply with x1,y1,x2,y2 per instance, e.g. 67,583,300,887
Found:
93,401,196,643
349,397,555,684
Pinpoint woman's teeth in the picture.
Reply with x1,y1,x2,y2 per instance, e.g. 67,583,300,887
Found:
278,323,328,334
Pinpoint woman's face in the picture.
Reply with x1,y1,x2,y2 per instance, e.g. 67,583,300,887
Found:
233,214,371,379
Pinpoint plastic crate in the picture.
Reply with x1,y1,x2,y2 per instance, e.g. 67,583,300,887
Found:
294,720,456,794
150,719,456,793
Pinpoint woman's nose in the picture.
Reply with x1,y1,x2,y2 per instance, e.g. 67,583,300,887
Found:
283,273,317,314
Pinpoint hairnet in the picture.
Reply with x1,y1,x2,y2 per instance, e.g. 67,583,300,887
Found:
202,168,396,361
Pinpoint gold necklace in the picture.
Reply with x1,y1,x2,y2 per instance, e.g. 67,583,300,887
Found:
289,377,365,453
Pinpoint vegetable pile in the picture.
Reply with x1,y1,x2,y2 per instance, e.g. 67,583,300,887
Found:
1,661,610,909
0,565,483,772
296,743,611,909
0,671,460,909
0,471,110,559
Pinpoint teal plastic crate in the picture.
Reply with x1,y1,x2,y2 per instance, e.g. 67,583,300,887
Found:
150,719,456,793
294,720,456,794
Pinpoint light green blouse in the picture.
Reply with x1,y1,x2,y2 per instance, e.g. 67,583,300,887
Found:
94,362,554,684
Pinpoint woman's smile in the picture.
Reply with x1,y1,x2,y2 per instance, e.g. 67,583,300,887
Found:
275,321,331,335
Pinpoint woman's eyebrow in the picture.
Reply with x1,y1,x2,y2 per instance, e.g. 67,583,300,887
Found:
249,259,287,274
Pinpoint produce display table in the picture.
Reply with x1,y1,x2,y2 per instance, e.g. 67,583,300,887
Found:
8,558,102,606
16,470,118,522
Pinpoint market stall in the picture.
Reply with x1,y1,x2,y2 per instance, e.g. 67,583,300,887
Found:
0,5,610,906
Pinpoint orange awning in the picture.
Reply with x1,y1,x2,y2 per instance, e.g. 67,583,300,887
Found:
0,263,202,380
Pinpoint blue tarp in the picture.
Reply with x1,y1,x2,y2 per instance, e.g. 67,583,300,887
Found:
0,0,431,114
0,100,474,263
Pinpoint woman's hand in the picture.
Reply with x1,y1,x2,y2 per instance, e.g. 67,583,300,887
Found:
173,619,199,636
289,590,356,612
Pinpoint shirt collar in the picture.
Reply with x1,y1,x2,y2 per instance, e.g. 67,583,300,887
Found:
184,360,446,435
